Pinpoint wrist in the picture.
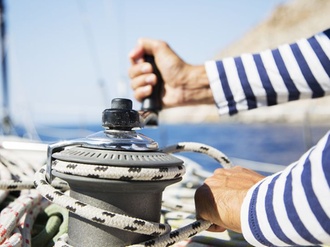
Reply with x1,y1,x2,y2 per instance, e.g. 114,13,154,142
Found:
182,65,215,105
190,65,210,87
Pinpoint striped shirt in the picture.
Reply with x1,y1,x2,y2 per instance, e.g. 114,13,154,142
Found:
205,29,330,246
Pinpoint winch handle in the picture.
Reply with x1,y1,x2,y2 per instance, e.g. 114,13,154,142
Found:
141,55,163,113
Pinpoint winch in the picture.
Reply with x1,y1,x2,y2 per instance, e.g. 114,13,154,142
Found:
45,98,184,246
34,57,233,246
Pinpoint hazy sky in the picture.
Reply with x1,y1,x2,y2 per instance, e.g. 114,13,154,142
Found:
3,0,287,126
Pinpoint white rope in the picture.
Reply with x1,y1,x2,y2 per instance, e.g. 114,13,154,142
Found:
34,141,232,246
130,220,212,247
0,148,48,246
0,179,69,191
0,191,42,244
19,199,51,247
0,228,22,247
0,162,12,204
0,149,37,177
0,155,30,180
161,142,233,169
34,166,172,237
52,160,186,181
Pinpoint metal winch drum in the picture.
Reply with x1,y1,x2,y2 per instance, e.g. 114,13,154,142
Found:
46,98,184,246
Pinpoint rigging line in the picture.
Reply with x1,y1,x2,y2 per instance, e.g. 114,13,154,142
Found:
0,0,36,139
75,0,109,107
0,0,15,135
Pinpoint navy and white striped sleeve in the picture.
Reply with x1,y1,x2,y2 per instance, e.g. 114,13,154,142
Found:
204,29,330,246
205,29,330,115
241,131,330,246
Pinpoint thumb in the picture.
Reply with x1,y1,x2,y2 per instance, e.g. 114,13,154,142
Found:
137,38,162,56
207,224,226,232
129,38,162,64
137,38,181,67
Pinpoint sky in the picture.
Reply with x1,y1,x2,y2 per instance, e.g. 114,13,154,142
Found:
2,0,287,128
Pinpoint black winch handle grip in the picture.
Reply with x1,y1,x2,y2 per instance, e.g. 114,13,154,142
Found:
141,55,163,113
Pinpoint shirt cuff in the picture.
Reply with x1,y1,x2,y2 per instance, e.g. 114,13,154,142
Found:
241,180,266,247
204,60,230,115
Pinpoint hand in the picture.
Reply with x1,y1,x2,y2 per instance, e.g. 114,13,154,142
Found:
128,38,214,108
194,166,265,233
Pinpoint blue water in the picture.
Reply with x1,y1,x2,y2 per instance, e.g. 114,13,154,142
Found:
35,122,329,173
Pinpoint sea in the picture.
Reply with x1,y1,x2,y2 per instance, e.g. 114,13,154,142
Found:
33,122,330,175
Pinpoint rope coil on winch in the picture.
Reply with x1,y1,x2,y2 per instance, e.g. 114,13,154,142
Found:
34,142,233,247
51,160,186,181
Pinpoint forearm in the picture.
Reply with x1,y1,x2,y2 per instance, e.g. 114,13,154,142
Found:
180,65,215,106
205,29,330,116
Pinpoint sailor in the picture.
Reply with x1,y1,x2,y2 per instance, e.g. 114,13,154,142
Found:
128,29,330,246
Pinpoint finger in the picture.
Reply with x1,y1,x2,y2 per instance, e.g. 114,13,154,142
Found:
214,166,263,179
128,62,153,79
133,85,153,102
213,166,247,175
129,38,164,64
228,166,265,180
130,74,156,90
137,38,164,55
195,184,219,221
129,45,145,64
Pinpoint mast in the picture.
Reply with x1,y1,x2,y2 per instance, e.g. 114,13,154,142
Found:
0,0,13,135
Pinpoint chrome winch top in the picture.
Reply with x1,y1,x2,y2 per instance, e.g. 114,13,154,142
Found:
46,98,174,182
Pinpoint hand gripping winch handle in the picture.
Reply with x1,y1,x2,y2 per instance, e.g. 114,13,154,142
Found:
141,55,163,113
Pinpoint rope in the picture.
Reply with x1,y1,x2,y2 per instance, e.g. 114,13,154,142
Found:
0,162,12,204
0,228,22,247
0,179,69,192
52,160,186,181
161,142,232,169
35,165,172,236
0,191,42,245
34,142,233,246
0,146,61,247
0,141,233,246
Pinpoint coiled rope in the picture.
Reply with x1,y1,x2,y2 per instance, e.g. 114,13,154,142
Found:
0,146,68,247
34,142,233,246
